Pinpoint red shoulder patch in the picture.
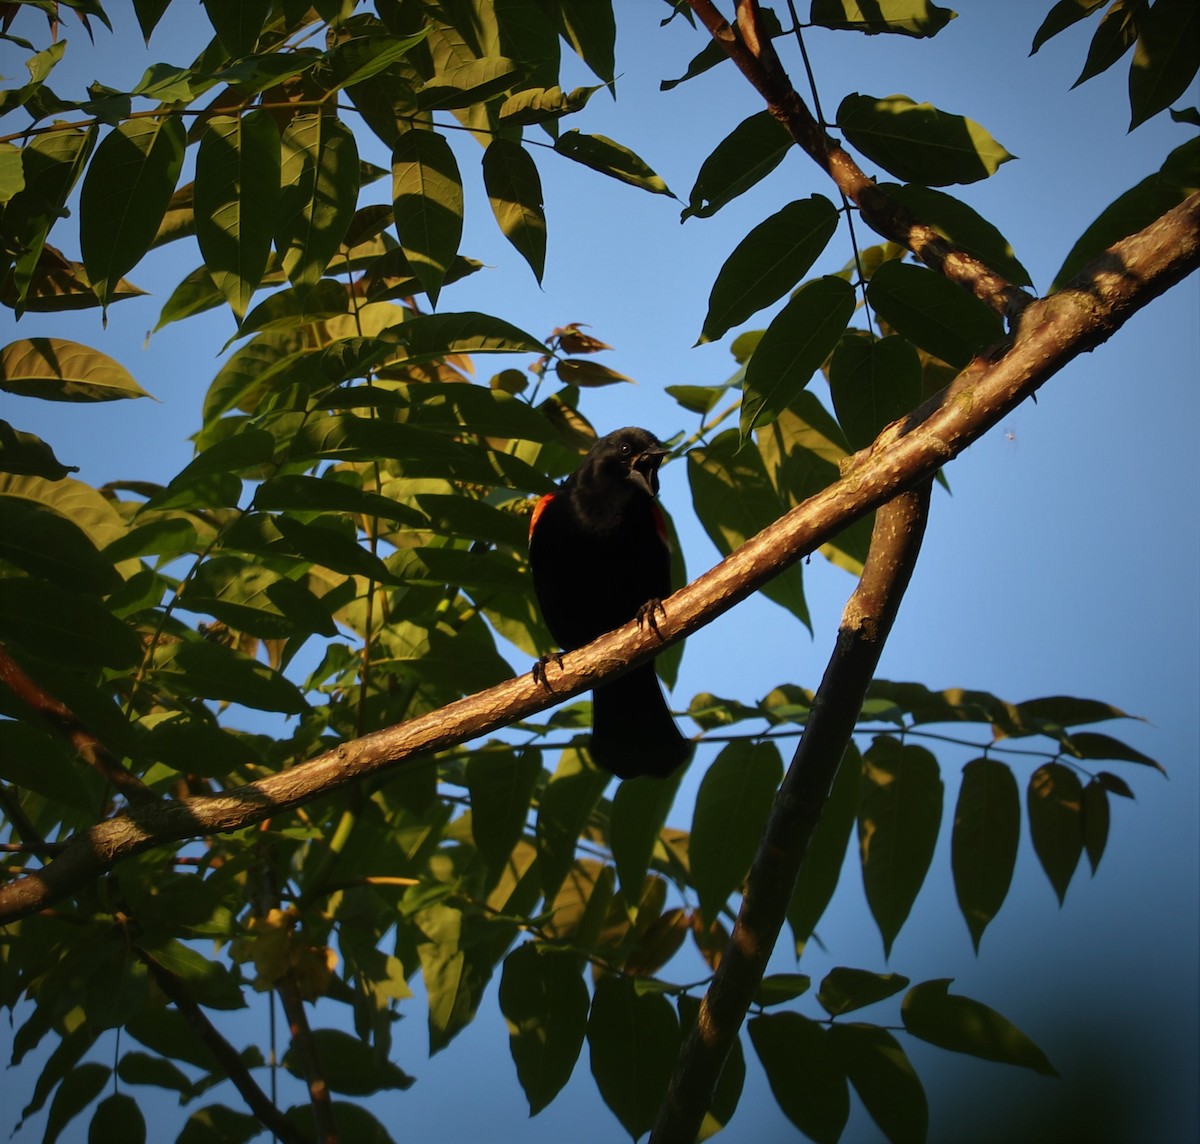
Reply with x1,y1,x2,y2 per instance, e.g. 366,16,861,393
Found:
529,492,556,541
651,502,671,550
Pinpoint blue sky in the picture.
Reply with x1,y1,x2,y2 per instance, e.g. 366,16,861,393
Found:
2,2,1197,1141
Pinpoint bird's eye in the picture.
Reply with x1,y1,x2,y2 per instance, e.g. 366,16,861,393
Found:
619,443,631,456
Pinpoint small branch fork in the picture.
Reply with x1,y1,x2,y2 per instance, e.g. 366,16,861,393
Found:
651,483,934,1144
691,0,1035,322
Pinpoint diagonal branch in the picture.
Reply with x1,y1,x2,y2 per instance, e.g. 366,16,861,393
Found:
651,481,934,1143
0,192,1196,926
690,0,1035,319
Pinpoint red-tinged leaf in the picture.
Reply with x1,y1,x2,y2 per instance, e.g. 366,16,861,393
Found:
1082,777,1110,873
828,1022,929,1144
902,979,1058,1075
623,907,690,977
817,966,910,1017
748,1012,849,1144
741,275,856,438
499,944,589,1115
587,975,680,1139
689,739,783,924
952,758,1020,951
1027,762,1084,904
858,737,943,956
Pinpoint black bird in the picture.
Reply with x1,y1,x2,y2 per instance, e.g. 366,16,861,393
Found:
528,426,691,779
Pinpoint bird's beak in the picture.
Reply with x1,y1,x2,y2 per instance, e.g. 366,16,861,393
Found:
630,448,667,497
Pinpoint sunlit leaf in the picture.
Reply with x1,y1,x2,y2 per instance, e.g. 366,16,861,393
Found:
391,127,463,307
482,139,546,284
0,337,151,402
902,979,1057,1074
811,0,957,38
553,130,672,196
838,93,1015,185
418,56,521,109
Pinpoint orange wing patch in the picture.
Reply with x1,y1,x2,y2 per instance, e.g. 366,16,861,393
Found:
529,492,556,541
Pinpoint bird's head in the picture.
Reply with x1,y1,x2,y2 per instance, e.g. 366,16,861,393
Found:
589,426,668,497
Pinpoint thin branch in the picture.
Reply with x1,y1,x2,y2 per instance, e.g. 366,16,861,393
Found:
688,0,1034,320
0,193,1196,926
0,643,156,805
277,974,338,1144
137,946,305,1144
651,482,933,1143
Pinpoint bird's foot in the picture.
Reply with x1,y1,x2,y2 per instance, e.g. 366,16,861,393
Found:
635,598,667,639
532,651,564,690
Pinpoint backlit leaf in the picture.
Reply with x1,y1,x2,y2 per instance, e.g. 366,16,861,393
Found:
0,337,151,402
818,966,910,1017
699,195,840,344
391,127,464,307
0,495,121,593
811,0,957,38
690,739,783,924
829,332,924,450
148,638,306,713
858,737,943,956
88,1093,146,1144
553,130,671,196
683,111,793,220
1072,0,1141,88
902,979,1057,1075
467,749,542,885
1027,762,1084,904
828,1022,928,1144
483,140,546,284
1030,0,1107,55
748,1012,849,1144
952,758,1020,950
1082,777,1110,873
838,93,1015,185
281,1029,414,1094
610,768,686,906
536,748,611,902
741,275,856,438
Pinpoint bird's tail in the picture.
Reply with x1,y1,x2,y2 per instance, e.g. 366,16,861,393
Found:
590,663,692,780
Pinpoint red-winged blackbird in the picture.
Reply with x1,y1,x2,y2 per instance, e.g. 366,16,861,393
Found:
528,426,691,779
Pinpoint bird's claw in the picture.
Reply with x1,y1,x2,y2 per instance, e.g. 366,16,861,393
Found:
636,598,667,639
532,651,564,691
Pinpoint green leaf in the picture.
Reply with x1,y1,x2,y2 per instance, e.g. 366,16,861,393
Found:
467,749,542,884
1052,137,1199,290
1060,729,1163,772
878,182,1033,286
142,940,246,1010
43,1061,110,1144
952,758,1020,951
282,1029,415,1094
553,129,672,195
418,56,522,110
867,259,1004,368
609,767,686,906
231,278,349,344
1030,0,1108,55
483,139,547,285
699,195,841,344
254,473,424,526
587,975,680,1140
748,1012,849,1144
818,967,910,1017
1133,0,1200,127
116,1050,193,1097
0,577,140,668
902,979,1058,1075
326,30,431,91
1082,777,1110,873
0,337,151,402
391,127,464,307
176,1105,263,1144
838,93,1016,185
1027,762,1084,904
276,114,359,292
79,116,186,311
741,275,856,438
498,84,601,125
179,556,335,639
0,495,121,593
390,311,548,359
828,1022,929,1144
499,943,590,1115
687,428,810,625
271,515,396,582
787,741,862,953
551,0,617,84
89,1093,145,1144
811,0,957,38
754,973,813,1006
0,720,93,809
148,638,306,713
201,0,269,57
683,111,793,220
0,420,76,480
689,739,783,924
195,112,281,321
858,737,943,956
536,748,611,902
828,332,924,451
1072,0,1141,87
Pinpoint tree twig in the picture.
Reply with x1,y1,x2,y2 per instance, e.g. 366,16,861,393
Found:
0,192,1197,926
277,973,338,1144
651,482,933,1143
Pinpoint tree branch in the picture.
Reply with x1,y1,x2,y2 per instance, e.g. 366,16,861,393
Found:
0,192,1196,925
688,0,1035,320
651,482,933,1143
277,973,338,1144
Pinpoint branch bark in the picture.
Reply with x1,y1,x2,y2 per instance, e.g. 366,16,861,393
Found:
651,482,933,1143
0,191,1197,926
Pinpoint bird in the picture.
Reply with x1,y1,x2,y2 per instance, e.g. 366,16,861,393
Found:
528,426,692,779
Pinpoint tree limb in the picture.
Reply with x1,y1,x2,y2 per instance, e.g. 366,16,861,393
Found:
0,192,1196,926
651,482,933,1143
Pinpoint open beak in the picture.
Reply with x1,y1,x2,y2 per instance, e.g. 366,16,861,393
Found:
630,448,667,497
